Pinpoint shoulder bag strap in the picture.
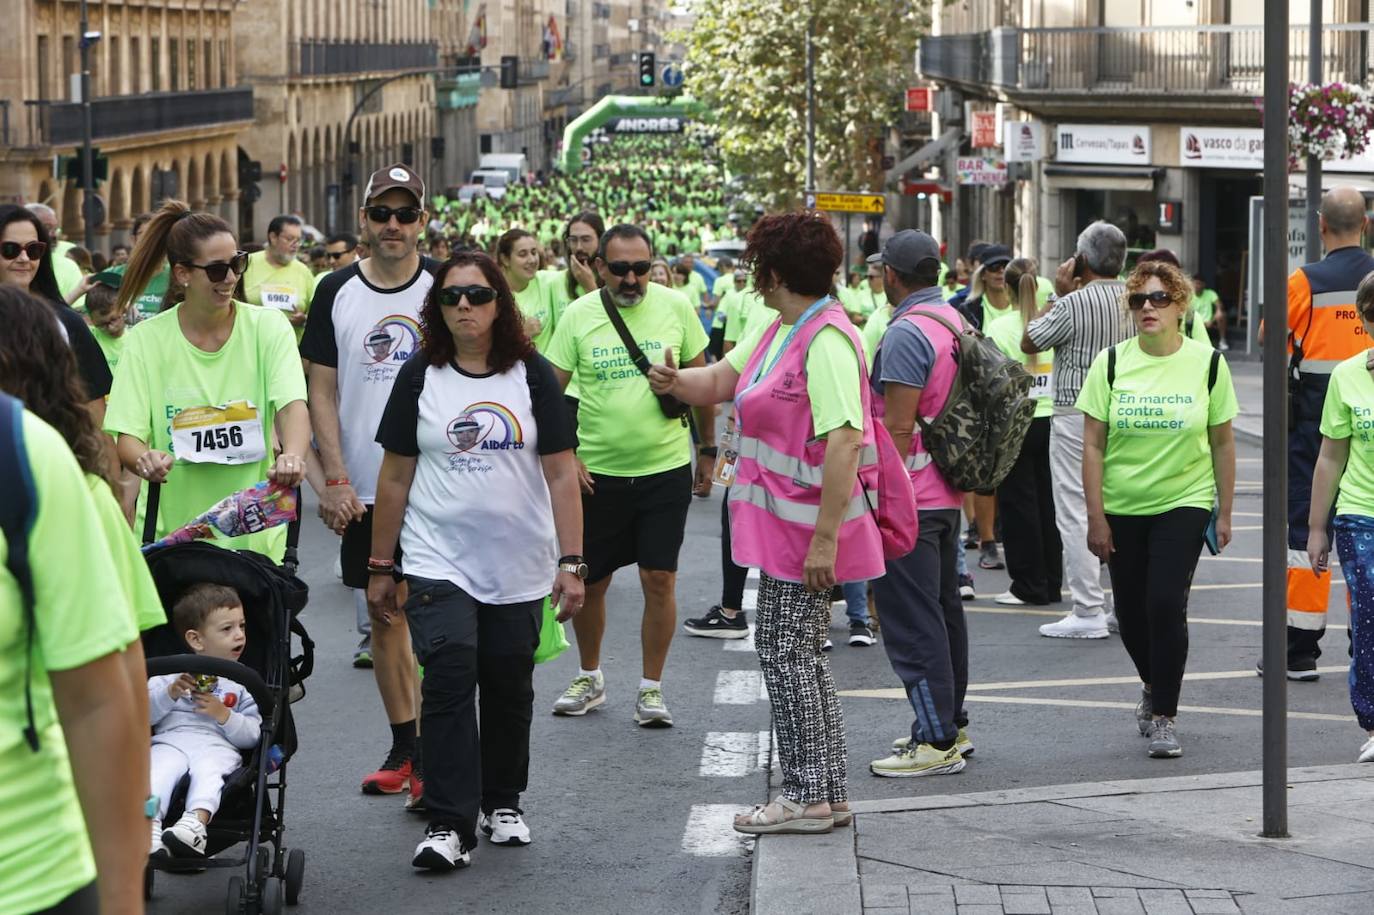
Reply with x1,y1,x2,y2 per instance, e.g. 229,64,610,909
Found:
1208,349,1221,393
0,394,41,751
600,287,653,377
1107,344,1117,390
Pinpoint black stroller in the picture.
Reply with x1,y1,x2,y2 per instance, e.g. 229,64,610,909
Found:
140,484,314,914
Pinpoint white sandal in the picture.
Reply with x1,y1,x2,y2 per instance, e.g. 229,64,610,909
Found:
732,797,833,835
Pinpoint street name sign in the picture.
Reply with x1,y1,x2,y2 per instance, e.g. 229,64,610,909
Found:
804,191,885,214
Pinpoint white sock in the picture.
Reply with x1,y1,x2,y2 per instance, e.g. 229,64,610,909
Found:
639,677,661,691
579,668,602,682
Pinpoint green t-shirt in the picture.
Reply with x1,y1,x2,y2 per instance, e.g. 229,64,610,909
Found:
85,473,165,631
1185,307,1212,345
681,270,708,308
940,282,966,302
52,240,84,298
103,303,307,559
545,283,710,476
1,413,137,913
542,268,591,312
1318,352,1374,517
853,286,886,318
726,318,865,436
1191,288,1219,325
980,298,1014,333
1036,276,1055,309
91,325,126,377
861,304,892,365
512,272,559,352
987,312,1054,419
112,263,171,320
1075,337,1238,516
243,251,315,343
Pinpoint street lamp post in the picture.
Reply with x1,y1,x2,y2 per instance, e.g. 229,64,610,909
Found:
78,0,98,251
1261,0,1291,840
804,17,816,198
1306,0,1322,262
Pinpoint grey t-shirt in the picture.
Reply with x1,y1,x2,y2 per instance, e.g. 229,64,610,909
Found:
870,287,946,393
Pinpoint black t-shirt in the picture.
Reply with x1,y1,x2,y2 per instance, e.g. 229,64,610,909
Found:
375,351,577,458
50,302,113,401
299,257,438,369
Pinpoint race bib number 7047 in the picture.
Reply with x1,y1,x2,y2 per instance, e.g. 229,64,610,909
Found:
171,400,268,465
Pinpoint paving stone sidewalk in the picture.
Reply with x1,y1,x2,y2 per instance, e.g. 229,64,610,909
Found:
751,764,1374,915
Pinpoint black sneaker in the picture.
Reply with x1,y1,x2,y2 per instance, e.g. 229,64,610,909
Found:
848,620,876,647
962,526,979,550
1256,658,1320,681
412,823,471,871
683,605,749,639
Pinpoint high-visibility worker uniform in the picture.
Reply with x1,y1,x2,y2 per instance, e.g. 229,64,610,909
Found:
1286,246,1374,665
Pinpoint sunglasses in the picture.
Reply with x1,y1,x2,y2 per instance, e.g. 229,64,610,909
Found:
365,205,423,225
605,260,653,278
437,285,496,307
327,250,351,261
182,251,249,283
0,241,47,261
1127,290,1175,310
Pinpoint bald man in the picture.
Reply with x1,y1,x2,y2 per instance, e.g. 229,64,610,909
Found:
1279,186,1374,678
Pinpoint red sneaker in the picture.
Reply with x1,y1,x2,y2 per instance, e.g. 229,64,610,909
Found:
360,747,412,795
405,762,425,813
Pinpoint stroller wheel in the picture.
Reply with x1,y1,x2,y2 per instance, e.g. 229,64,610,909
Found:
261,877,285,915
284,849,305,905
226,875,245,915
143,867,154,901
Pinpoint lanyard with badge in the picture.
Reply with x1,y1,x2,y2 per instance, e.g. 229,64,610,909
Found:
170,400,268,465
715,295,831,486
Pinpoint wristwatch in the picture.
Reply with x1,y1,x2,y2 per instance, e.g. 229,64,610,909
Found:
698,445,719,458
558,555,589,580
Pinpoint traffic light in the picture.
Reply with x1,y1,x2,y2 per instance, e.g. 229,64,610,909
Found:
431,136,446,160
500,55,518,90
637,51,656,88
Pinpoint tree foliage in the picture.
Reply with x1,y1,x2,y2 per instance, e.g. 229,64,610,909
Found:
683,0,929,210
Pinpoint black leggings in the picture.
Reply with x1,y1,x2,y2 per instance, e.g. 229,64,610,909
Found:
1106,507,1209,717
720,497,749,611
33,882,97,915
995,416,1062,604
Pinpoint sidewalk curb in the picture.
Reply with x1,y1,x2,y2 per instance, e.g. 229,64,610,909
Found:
749,763,1373,914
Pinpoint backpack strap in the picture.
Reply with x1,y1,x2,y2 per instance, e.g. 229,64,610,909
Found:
0,394,41,752
1207,349,1221,393
1107,344,1117,390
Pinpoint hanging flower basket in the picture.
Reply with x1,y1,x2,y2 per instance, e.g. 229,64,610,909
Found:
1288,82,1374,171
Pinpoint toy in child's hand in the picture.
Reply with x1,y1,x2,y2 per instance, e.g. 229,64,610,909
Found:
143,480,298,551
193,674,219,693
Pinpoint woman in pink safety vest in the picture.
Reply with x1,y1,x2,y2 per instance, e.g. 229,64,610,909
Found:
650,212,883,836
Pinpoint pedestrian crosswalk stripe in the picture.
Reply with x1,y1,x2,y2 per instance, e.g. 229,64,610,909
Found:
722,625,757,651
698,730,772,776
835,691,1352,723
713,669,765,704
681,805,752,857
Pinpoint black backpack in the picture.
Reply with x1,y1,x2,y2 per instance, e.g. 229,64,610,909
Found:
0,394,41,751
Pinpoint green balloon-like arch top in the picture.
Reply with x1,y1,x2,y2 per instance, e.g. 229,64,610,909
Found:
557,95,709,174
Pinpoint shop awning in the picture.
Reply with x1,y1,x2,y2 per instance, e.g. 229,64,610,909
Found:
1043,164,1163,191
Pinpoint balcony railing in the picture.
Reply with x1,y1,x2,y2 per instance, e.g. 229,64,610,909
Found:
519,57,550,85
291,41,438,78
20,87,253,147
919,24,1374,96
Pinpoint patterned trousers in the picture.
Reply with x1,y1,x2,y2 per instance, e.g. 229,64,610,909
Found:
1334,515,1374,730
754,573,848,805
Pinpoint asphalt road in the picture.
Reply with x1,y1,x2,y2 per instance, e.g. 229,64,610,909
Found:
146,438,1351,914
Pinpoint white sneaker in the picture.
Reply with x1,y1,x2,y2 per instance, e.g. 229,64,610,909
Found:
994,591,1026,606
821,638,834,652
162,813,208,858
334,555,343,579
1358,737,1374,764
1038,611,1110,640
479,808,531,846
412,823,471,870
150,819,167,858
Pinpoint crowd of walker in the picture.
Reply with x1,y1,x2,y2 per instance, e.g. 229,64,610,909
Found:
5,125,1374,913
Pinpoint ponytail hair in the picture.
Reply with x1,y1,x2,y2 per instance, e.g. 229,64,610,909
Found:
117,199,235,314
1005,257,1040,324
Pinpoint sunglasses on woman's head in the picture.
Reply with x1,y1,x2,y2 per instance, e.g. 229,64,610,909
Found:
1127,290,1175,310
606,260,653,277
0,241,47,261
365,205,423,225
183,251,249,283
438,285,496,307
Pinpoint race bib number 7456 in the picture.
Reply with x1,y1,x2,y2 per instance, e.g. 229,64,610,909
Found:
171,401,268,465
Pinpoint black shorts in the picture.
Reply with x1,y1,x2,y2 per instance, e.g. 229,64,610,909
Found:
340,505,404,590
583,465,693,584
708,325,726,361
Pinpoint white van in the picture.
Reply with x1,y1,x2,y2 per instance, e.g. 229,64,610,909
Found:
468,170,509,200
477,153,527,184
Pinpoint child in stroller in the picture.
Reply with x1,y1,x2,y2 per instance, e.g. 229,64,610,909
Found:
149,583,261,859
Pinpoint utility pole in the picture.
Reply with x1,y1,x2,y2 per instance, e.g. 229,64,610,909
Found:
78,0,97,251
1261,0,1291,840
804,16,816,196
1305,0,1322,262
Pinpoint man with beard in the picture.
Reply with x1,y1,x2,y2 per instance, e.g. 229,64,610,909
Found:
301,164,434,805
545,225,714,727
545,211,605,314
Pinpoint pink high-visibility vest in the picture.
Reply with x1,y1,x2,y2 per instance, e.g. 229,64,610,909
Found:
728,302,884,584
874,303,963,510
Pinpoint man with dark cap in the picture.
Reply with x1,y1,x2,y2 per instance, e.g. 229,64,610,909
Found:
867,229,974,778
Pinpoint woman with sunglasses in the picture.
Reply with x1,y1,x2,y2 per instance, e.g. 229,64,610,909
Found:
368,251,584,871
0,205,114,417
105,200,309,560
497,228,559,351
1077,259,1237,759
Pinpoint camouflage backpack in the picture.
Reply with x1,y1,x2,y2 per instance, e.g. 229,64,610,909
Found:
910,310,1036,494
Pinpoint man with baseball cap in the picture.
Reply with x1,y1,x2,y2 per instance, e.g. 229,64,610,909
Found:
302,163,434,804
867,230,976,777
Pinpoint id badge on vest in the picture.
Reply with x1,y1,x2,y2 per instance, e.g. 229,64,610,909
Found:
714,424,739,487
260,284,299,312
171,400,268,465
1029,365,1054,402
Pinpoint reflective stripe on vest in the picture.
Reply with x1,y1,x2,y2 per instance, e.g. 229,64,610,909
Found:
737,434,878,488
905,453,932,471
1297,359,1342,375
731,479,873,526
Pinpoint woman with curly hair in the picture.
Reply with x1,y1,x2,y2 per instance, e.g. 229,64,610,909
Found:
368,251,586,871
650,212,884,835
1078,259,1237,759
